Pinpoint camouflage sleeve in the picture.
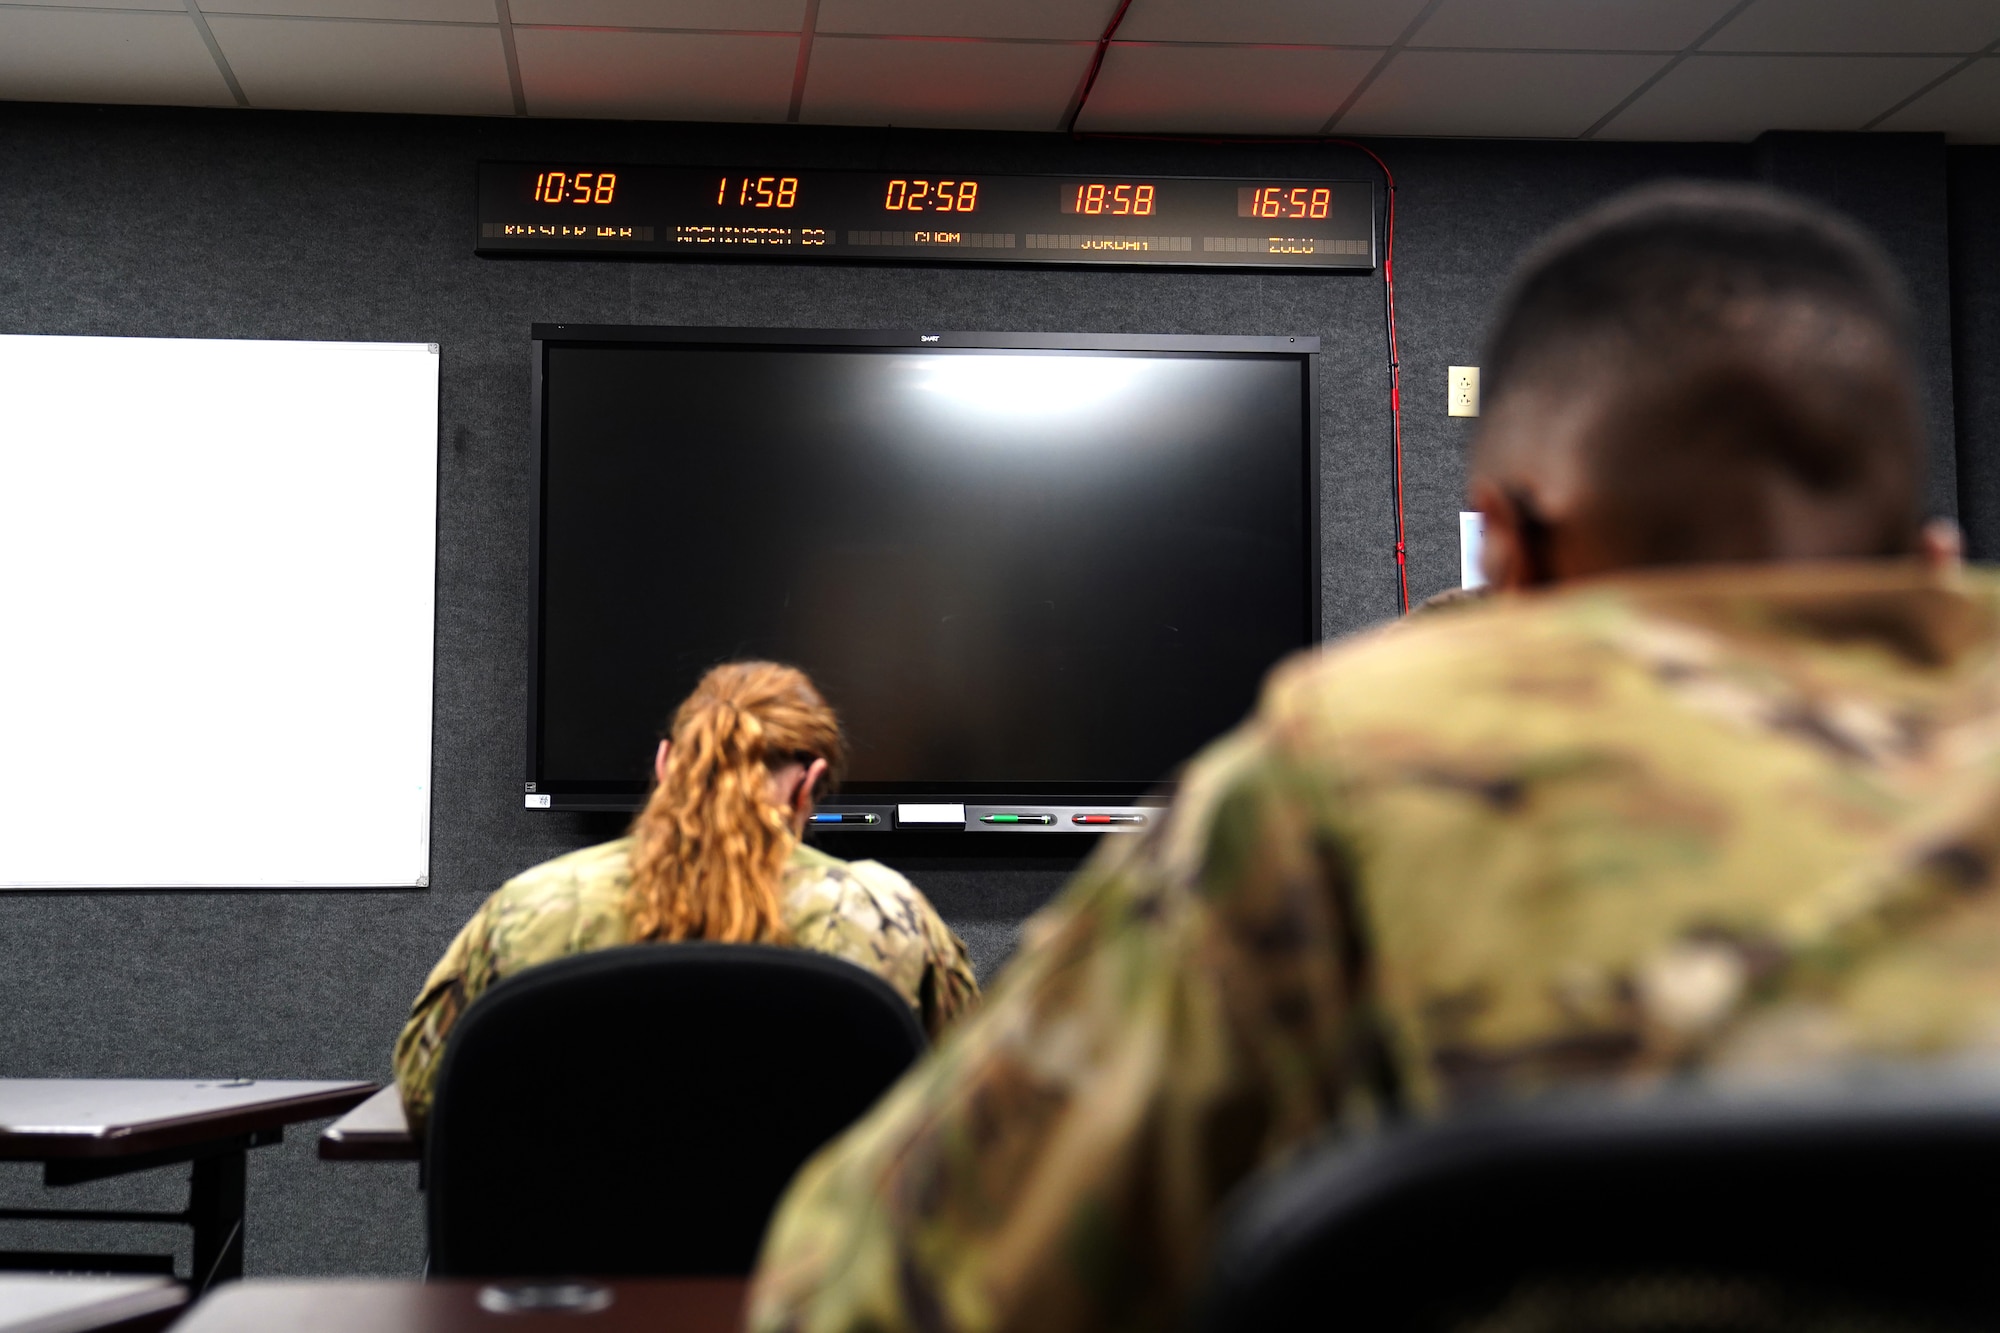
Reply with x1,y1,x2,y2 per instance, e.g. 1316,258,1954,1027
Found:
915,907,979,1040
750,723,1380,1333
391,897,498,1137
791,861,982,1040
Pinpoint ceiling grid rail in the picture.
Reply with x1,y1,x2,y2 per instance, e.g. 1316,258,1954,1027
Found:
496,0,527,118
786,0,822,125
1317,0,1450,135
1579,0,1761,139
180,0,246,108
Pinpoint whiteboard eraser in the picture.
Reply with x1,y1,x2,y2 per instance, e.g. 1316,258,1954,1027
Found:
897,803,966,827
526,794,551,809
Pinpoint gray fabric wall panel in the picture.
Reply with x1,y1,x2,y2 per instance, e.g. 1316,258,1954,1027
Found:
1951,148,2000,559
0,103,1960,1279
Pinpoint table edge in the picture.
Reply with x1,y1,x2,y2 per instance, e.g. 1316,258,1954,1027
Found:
0,1277,188,1333
317,1129,421,1162
0,1082,380,1160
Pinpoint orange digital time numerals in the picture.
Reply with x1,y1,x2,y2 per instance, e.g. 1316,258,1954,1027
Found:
1063,183,1156,217
533,171,617,204
716,176,800,208
1238,186,1332,220
883,180,978,212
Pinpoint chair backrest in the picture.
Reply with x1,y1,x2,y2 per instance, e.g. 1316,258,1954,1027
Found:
425,942,925,1278
1198,1073,2000,1333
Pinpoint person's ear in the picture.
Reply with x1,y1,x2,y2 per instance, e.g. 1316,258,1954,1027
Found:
1920,517,1964,574
654,739,672,787
795,757,830,815
1470,479,1537,591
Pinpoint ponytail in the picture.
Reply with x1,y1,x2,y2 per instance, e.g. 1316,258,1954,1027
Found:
626,662,845,943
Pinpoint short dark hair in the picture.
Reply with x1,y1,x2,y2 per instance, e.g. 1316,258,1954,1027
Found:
1485,182,1914,399
1479,183,1927,562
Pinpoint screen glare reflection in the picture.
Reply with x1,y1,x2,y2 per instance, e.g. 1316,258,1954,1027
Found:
910,353,1145,420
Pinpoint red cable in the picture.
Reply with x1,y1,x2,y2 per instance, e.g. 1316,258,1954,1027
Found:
1326,141,1408,615
1076,133,1409,614
1065,0,1136,134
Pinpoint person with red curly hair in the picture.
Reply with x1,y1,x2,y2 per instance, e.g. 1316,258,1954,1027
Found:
394,661,976,1134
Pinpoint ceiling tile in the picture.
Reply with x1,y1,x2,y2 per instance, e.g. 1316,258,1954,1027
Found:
16,0,185,10
1073,43,1378,134
0,8,236,107
1337,51,1667,137
208,15,514,114
507,0,804,29
1704,0,2000,53
200,0,495,20
817,0,1118,41
800,36,1091,131
1116,0,1430,48
1877,56,2000,140
1411,0,1741,51
1599,53,1961,138
514,27,795,119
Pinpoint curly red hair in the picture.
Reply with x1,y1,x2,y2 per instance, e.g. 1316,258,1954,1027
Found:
626,662,845,944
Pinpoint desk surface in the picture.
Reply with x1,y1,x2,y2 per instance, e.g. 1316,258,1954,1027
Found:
172,1279,747,1333
0,1080,378,1160
0,1275,186,1333
318,1084,418,1161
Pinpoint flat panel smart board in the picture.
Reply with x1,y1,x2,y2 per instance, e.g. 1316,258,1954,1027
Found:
528,328,1319,817
0,336,438,888
477,165,1375,269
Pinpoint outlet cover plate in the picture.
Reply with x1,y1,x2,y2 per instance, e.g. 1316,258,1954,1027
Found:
1449,365,1481,417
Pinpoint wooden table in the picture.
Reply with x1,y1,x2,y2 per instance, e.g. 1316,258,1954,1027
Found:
318,1085,419,1162
0,1275,186,1333
0,1080,376,1293
171,1278,747,1333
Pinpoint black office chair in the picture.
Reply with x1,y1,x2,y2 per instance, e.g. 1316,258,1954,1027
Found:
425,942,925,1278
1199,1071,2000,1333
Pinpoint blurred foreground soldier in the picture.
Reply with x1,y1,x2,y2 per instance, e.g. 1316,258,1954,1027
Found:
1408,582,1492,617
749,184,1994,1332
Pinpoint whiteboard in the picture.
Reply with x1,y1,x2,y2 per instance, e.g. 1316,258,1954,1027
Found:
0,336,438,888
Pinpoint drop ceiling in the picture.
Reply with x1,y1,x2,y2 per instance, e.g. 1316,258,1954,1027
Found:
0,0,1993,142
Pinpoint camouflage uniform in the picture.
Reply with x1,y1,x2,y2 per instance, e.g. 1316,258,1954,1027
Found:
393,838,978,1133
751,563,2000,1333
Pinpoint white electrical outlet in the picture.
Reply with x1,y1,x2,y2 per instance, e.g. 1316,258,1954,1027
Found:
1449,365,1481,417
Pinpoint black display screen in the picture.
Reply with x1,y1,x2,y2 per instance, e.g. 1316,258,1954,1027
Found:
530,329,1319,806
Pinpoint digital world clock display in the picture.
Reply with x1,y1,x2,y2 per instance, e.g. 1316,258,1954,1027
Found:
477,164,1374,270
